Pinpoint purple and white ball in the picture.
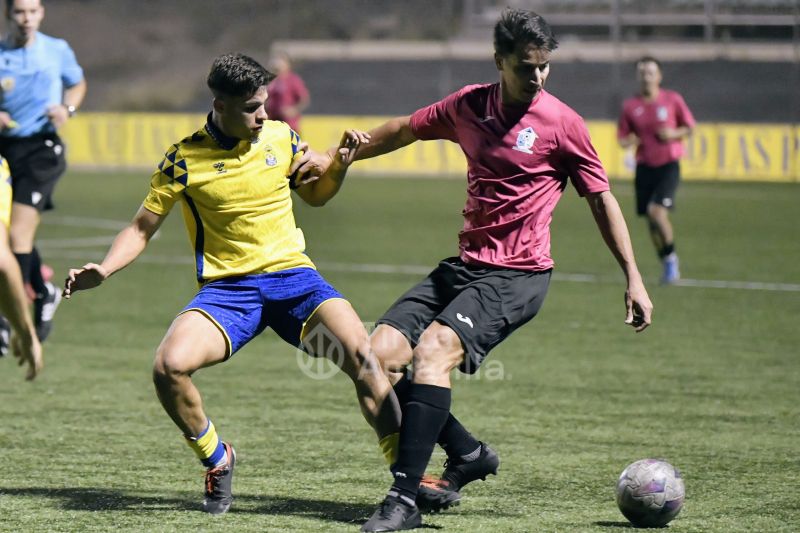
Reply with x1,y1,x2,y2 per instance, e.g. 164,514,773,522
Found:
615,458,685,528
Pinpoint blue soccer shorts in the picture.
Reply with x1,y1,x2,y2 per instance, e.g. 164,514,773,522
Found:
180,267,344,357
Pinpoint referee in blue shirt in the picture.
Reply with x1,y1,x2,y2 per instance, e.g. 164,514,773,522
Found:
0,0,85,349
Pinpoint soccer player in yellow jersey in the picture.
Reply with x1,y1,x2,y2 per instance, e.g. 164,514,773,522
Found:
0,155,42,380
63,53,399,514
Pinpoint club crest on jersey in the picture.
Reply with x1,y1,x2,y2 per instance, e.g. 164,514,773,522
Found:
512,127,537,154
264,144,278,167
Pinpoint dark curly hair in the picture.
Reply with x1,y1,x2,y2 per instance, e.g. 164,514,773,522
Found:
494,8,559,56
207,53,274,99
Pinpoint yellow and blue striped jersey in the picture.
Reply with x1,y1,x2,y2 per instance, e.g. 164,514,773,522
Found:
0,157,11,229
143,115,314,283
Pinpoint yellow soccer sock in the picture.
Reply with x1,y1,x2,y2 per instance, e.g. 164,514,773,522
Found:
379,432,399,466
185,419,227,468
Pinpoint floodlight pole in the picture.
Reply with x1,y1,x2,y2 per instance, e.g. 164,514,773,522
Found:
794,2,800,179
610,0,623,119
704,0,715,43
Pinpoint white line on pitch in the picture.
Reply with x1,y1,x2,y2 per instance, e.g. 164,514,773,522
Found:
37,253,800,293
37,236,118,248
44,215,130,231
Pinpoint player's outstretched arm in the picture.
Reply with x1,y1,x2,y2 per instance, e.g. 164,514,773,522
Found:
353,115,417,161
0,229,42,380
293,130,370,207
63,206,165,299
288,115,418,187
586,190,653,332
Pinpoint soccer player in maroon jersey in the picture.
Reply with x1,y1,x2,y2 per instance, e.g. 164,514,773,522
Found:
266,51,310,134
297,8,653,531
618,56,695,285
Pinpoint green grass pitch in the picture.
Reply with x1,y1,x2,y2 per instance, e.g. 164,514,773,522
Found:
1,171,798,532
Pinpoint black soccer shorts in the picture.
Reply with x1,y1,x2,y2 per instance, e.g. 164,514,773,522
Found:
0,133,67,212
377,257,552,374
634,160,680,216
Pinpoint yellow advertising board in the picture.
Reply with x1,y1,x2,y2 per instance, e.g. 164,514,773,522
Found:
60,113,799,182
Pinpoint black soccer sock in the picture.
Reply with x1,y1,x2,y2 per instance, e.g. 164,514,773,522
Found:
396,372,480,461
659,243,675,258
29,247,46,295
438,414,481,461
393,371,412,407
390,383,451,501
14,252,32,285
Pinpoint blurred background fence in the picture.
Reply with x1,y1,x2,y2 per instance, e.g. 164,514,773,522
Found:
34,0,800,180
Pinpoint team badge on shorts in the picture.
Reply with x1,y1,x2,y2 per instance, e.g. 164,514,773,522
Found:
512,127,537,154
0,77,14,93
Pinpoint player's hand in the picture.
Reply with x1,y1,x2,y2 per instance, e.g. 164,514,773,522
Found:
289,145,333,188
0,111,17,130
12,331,43,381
333,129,370,167
46,104,70,129
656,128,679,142
620,133,639,148
63,263,109,299
624,280,653,332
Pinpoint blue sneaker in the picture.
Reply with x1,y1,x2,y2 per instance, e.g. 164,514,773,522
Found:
661,253,680,285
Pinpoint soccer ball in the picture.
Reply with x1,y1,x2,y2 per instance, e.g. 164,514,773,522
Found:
615,459,685,528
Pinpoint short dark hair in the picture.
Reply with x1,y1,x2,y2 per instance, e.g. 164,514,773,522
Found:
207,53,274,99
637,55,662,71
5,0,42,15
494,8,558,56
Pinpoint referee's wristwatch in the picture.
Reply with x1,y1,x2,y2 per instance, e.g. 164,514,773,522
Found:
64,104,77,118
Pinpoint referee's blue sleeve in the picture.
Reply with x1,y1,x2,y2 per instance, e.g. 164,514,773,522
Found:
59,41,84,87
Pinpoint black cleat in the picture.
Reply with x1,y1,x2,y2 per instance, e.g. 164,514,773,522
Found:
34,281,61,342
415,475,461,513
361,493,422,532
202,442,235,515
441,441,500,491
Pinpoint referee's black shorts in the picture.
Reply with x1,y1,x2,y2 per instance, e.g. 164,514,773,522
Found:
377,257,551,374
634,160,680,216
0,133,67,212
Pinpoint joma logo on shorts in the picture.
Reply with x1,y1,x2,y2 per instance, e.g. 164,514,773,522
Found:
456,313,474,328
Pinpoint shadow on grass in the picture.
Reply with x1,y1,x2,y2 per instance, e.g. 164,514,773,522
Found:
594,521,635,528
2,486,444,528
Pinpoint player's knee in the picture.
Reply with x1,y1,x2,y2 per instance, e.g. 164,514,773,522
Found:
412,343,457,377
646,203,666,221
153,344,195,383
346,339,387,383
371,325,412,372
